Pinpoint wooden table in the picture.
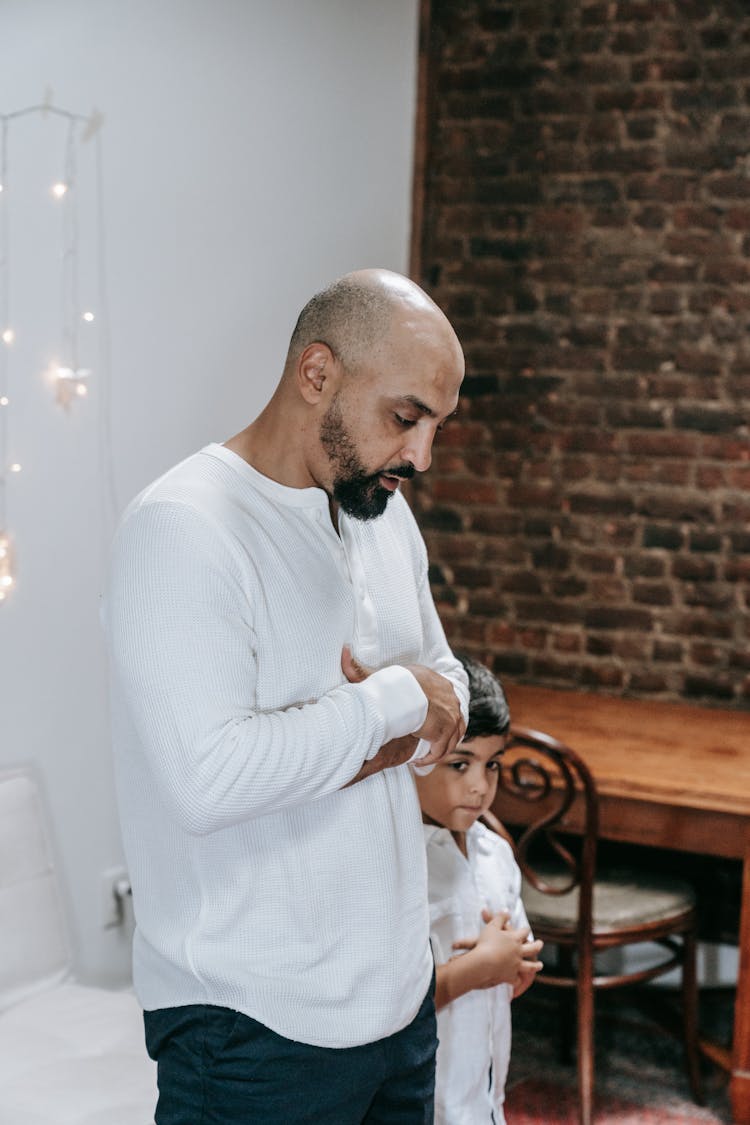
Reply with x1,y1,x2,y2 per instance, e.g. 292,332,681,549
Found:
502,683,750,1124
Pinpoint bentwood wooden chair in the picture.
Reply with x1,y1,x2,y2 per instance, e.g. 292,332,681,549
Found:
492,724,703,1125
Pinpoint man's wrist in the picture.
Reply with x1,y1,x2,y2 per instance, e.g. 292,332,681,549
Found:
357,665,428,755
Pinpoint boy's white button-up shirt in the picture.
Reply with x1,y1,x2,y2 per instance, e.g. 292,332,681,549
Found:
424,820,529,1124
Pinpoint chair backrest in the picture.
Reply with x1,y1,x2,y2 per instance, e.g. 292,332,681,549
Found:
0,767,71,1009
492,725,599,964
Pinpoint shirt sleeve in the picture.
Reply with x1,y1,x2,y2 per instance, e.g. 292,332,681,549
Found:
104,499,427,834
405,526,469,765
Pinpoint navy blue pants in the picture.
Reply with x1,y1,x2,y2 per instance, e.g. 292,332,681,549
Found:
144,980,437,1124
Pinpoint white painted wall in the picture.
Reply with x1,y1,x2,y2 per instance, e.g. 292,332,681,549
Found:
0,0,419,985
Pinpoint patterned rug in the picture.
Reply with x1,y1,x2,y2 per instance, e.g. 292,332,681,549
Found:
505,988,733,1124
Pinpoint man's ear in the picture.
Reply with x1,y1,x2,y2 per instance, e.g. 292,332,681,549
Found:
297,342,339,405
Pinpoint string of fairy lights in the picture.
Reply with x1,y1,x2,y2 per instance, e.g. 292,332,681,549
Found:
0,92,112,603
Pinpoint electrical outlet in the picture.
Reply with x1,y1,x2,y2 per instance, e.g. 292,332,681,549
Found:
100,866,131,929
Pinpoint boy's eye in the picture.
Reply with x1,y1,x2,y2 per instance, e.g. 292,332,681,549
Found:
487,761,500,773
448,761,467,773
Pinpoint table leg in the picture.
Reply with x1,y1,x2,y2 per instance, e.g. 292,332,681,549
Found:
731,839,750,1123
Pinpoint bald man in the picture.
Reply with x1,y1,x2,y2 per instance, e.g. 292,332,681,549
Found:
104,269,469,1124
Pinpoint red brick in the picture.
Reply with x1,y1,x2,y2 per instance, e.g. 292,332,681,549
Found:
654,640,684,662
625,433,699,457
553,632,583,653
580,664,625,689
633,582,674,606
584,607,653,630
725,207,750,230
672,205,724,231
590,577,629,600
691,643,724,666
629,671,669,693
433,479,499,505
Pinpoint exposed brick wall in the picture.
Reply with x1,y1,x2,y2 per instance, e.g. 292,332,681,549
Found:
413,0,750,706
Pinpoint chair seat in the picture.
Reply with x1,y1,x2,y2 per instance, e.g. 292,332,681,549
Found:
522,866,696,935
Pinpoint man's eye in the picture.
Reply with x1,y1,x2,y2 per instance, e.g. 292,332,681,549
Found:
394,414,416,428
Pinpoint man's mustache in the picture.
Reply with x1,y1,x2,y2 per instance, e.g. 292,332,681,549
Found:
381,464,415,480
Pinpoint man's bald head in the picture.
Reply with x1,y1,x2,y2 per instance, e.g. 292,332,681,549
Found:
285,268,450,375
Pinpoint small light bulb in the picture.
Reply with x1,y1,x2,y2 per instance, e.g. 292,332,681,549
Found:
0,183,4,193
75,383,88,397
9,463,21,473
82,311,95,322
52,182,68,199
0,532,13,602
2,328,14,345
0,396,8,407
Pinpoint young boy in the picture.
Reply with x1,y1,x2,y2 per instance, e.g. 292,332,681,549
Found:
414,654,543,1125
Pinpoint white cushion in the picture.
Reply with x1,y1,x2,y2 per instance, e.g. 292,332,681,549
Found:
0,983,157,1125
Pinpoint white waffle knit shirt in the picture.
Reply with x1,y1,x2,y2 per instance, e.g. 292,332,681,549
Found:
103,443,468,1048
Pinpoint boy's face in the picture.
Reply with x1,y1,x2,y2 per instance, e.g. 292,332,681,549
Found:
415,733,506,833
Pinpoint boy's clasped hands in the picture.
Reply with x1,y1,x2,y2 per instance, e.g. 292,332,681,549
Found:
451,908,544,1000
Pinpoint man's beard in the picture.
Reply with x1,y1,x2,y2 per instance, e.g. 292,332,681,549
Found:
319,396,414,521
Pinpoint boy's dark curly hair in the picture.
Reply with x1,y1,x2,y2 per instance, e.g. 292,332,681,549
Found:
457,652,511,741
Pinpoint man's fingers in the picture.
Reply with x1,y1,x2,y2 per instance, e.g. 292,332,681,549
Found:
341,645,371,683
413,718,465,766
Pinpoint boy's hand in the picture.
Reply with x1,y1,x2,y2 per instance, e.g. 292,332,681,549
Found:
452,909,544,992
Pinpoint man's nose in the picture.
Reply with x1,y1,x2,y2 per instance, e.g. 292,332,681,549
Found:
402,429,433,473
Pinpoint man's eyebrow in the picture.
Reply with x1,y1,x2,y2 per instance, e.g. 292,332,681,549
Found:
399,395,459,423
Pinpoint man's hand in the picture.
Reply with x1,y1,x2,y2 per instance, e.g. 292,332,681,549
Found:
340,646,465,772
404,663,465,766
341,647,420,786
343,734,419,788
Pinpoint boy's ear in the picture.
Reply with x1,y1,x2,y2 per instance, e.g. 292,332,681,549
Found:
297,342,340,405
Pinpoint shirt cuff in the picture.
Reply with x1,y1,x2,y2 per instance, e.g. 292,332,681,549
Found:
358,665,428,758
